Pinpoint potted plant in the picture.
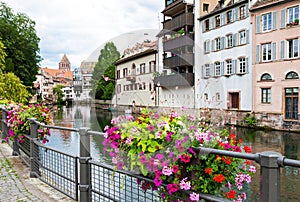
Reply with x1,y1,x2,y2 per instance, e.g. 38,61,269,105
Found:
294,19,299,25
103,108,256,201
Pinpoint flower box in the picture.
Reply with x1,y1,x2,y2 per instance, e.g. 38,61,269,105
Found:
103,108,256,201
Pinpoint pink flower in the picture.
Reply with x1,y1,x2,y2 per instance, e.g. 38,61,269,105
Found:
154,176,162,187
139,155,147,164
249,166,256,173
162,166,173,176
180,178,191,190
116,161,124,170
166,183,178,195
190,192,199,201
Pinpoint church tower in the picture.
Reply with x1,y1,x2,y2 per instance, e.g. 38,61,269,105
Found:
59,54,71,71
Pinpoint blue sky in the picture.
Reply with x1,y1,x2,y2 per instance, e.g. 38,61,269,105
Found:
2,0,164,69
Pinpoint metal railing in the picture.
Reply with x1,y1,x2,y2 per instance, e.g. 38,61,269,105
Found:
1,108,300,202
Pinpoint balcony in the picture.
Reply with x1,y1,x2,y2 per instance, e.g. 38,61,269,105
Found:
163,53,194,68
163,34,194,52
163,13,194,31
163,0,191,17
126,75,136,82
154,73,194,87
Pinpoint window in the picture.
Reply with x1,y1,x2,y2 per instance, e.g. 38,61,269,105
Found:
239,30,246,45
262,13,272,31
203,3,209,12
215,37,221,51
204,40,210,53
226,10,232,23
286,71,299,79
285,87,298,119
117,70,120,79
261,88,271,104
226,59,232,75
288,38,299,58
140,63,145,74
205,64,210,77
204,93,208,100
226,34,233,48
261,73,272,81
149,61,156,73
215,62,221,76
204,19,209,31
239,5,246,19
216,92,220,101
262,43,272,62
123,68,128,77
215,15,221,27
238,57,246,73
287,6,299,23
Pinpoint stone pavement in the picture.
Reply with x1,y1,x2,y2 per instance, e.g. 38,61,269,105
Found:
0,142,75,202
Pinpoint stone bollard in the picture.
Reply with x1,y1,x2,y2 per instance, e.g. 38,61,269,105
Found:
79,127,91,202
259,151,283,202
1,109,8,142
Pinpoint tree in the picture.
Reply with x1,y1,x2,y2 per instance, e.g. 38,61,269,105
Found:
0,2,41,86
0,72,31,103
0,40,6,71
91,42,120,99
53,85,64,105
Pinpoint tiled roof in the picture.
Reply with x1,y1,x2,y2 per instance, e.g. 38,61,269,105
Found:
60,54,70,64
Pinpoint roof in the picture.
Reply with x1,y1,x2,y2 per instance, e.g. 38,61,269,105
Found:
60,54,70,64
250,0,293,11
41,67,73,80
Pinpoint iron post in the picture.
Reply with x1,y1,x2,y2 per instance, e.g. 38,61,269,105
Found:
29,118,39,177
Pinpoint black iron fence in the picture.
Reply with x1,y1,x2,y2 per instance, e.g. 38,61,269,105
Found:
1,108,300,202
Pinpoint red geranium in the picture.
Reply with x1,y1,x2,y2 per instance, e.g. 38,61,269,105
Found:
213,174,225,183
226,189,236,199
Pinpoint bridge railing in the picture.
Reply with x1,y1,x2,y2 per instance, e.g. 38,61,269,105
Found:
1,108,300,202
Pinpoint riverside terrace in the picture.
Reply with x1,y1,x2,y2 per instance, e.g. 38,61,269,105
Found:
1,108,300,202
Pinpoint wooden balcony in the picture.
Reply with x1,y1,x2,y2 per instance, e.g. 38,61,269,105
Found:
163,34,194,52
163,53,194,68
154,73,194,87
163,13,194,31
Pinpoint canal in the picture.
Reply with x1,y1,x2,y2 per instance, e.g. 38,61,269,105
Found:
46,105,300,201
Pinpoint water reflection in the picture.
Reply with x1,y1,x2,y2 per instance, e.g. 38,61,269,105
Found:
49,105,300,201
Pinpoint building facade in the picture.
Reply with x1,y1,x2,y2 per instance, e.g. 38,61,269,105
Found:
114,41,158,108
251,0,300,126
196,0,256,111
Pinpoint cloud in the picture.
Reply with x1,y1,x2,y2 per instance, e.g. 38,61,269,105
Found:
2,0,164,68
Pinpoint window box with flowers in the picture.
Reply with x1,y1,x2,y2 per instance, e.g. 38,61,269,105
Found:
103,108,256,201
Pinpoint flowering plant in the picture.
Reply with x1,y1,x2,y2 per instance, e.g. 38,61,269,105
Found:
103,108,256,201
4,102,52,143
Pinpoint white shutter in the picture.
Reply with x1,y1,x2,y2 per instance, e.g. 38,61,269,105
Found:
233,60,237,74
256,15,261,33
233,33,238,46
280,9,286,29
246,30,250,44
210,64,214,76
220,37,225,50
201,65,204,78
272,42,277,61
256,44,260,63
280,40,285,59
272,11,277,30
245,58,249,73
211,40,215,52
220,62,224,75
221,13,226,26
207,40,210,52
209,17,214,30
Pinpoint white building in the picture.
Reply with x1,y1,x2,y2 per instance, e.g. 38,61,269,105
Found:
114,41,158,108
195,0,257,110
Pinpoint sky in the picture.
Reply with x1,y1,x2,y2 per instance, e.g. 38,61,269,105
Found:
2,0,164,69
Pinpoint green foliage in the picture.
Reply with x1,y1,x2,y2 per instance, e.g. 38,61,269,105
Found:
243,113,257,128
0,2,41,86
0,72,31,103
53,85,64,105
91,42,120,99
0,40,6,71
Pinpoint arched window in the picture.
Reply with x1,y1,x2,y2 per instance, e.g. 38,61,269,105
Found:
286,71,299,79
131,63,136,75
261,73,272,81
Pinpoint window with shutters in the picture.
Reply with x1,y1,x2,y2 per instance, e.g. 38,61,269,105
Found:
262,43,272,62
215,15,221,27
287,6,299,24
287,38,299,58
238,57,246,74
215,62,221,76
215,37,221,51
262,13,272,32
226,10,232,23
226,34,233,48
225,59,233,75
239,30,246,45
261,88,271,104
204,19,209,31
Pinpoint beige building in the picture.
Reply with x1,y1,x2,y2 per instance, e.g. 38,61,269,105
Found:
113,41,158,109
250,0,300,128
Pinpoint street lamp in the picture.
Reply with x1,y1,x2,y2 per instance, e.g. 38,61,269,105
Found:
156,82,160,107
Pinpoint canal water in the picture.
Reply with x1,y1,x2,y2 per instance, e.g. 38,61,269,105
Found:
46,105,300,201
